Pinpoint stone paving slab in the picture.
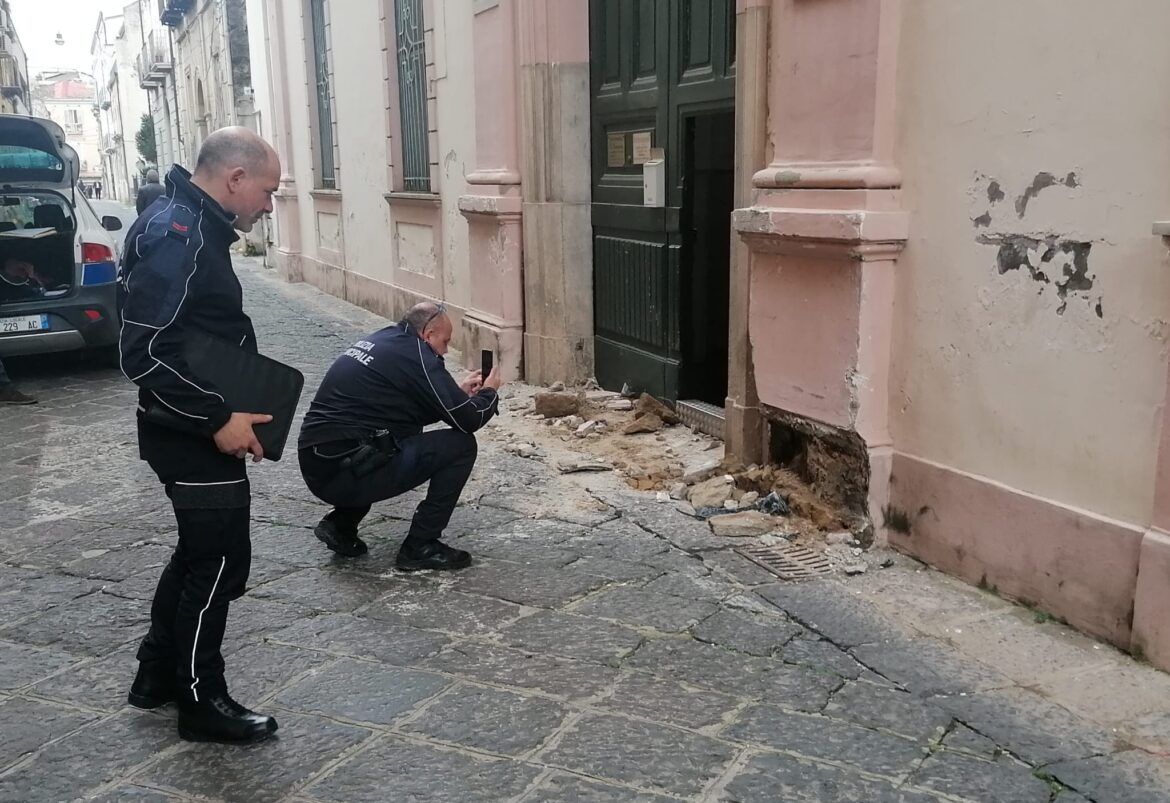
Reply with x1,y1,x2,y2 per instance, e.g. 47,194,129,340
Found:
717,752,947,803
303,736,542,803
1,257,1167,802
401,683,570,756
140,713,372,803
540,713,737,797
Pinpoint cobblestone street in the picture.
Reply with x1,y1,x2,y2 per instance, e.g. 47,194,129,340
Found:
2,258,1170,802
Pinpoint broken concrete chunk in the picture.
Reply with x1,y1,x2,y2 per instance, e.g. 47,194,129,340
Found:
740,491,760,507
558,460,612,474
708,511,778,537
723,499,739,511
826,531,858,547
548,381,566,392
635,393,681,426
606,398,635,412
585,389,618,403
843,562,869,575
575,420,605,437
688,474,735,508
681,457,723,485
655,491,670,503
668,482,688,500
535,391,583,418
622,413,665,435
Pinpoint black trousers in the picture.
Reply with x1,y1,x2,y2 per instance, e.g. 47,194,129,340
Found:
135,417,250,704
299,429,477,543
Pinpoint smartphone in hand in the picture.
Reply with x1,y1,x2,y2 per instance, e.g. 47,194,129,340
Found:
481,349,494,378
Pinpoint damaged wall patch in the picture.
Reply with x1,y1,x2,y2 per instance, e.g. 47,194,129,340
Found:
977,233,1099,317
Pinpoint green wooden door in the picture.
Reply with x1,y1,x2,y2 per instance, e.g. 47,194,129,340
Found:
590,0,735,399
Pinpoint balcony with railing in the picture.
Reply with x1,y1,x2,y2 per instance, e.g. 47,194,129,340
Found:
0,52,25,99
137,31,172,89
159,0,193,27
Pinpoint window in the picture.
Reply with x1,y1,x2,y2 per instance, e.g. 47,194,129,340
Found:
394,0,430,192
308,0,336,188
65,108,82,133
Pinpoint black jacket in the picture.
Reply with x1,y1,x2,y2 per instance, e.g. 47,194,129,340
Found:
118,165,255,436
298,323,499,448
135,181,166,215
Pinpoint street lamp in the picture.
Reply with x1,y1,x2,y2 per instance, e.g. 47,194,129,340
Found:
54,32,63,47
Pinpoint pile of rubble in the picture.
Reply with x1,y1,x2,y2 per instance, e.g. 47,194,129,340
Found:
498,384,869,556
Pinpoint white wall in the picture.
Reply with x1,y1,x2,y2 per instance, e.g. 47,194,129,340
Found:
892,0,1170,524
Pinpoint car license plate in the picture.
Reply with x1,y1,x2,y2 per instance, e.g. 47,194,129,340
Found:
0,314,49,334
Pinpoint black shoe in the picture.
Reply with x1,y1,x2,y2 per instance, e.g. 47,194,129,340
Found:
395,540,472,572
0,385,36,405
315,517,368,557
177,693,278,745
127,663,176,710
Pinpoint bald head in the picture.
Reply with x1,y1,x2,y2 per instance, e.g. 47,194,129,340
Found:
194,127,277,178
190,126,281,233
404,301,454,356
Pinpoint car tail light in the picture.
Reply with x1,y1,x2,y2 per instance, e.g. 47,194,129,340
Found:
82,242,114,264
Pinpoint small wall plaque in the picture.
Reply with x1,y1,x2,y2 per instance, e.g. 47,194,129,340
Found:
631,131,653,164
607,133,626,168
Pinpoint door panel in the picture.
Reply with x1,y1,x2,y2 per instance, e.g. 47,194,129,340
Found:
590,0,734,399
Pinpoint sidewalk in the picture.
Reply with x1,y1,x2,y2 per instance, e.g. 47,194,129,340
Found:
0,258,1166,802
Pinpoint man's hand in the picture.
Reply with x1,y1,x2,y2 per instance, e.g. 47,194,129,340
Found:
459,370,483,396
214,412,273,462
483,365,503,391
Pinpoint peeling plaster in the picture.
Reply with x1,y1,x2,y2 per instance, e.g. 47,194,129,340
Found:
972,171,1097,317
977,232,1099,317
1014,171,1080,218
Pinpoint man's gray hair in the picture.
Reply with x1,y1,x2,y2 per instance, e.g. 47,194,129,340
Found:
194,127,273,176
403,301,446,334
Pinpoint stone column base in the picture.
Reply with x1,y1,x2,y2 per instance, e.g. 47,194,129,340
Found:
274,249,303,283
724,398,766,465
867,444,894,546
524,331,593,387
1132,527,1170,671
461,311,524,382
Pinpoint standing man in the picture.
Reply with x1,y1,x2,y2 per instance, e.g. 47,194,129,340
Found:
119,127,281,744
298,303,501,568
135,168,166,215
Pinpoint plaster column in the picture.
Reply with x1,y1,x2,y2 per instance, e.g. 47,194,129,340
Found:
516,0,593,385
264,0,302,282
458,0,524,380
725,0,770,466
1131,224,1170,671
732,0,907,530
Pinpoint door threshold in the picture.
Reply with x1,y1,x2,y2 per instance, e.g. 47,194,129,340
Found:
676,399,725,441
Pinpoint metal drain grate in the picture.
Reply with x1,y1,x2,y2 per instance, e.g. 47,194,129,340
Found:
737,542,834,581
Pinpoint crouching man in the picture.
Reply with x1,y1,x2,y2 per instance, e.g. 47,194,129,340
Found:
299,302,502,569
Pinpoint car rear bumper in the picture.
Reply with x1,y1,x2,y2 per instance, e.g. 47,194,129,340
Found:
0,284,120,358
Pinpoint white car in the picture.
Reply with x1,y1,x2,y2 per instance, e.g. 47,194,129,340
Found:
0,114,124,364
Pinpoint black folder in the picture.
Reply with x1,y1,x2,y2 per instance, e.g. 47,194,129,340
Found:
142,331,305,462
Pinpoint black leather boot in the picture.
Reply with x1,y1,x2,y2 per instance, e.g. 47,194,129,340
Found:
395,540,472,572
177,693,278,744
315,516,368,557
127,662,176,710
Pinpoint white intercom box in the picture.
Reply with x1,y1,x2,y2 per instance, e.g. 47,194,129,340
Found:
643,159,665,207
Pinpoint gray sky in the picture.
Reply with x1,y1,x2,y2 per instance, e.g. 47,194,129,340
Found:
10,0,126,76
